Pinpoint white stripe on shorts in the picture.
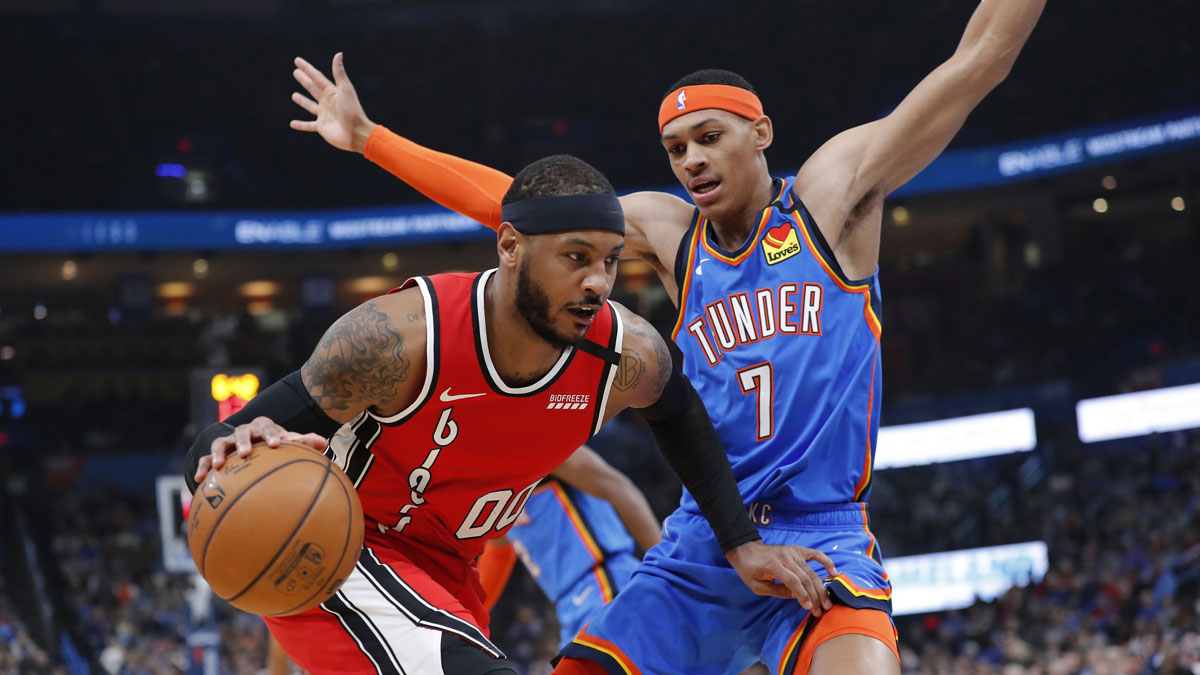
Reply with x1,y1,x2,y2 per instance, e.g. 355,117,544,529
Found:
325,561,446,674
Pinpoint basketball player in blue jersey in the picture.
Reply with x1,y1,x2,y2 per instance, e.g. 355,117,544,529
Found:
289,3,1044,670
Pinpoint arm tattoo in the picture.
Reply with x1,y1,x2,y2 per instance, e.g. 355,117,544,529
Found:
301,299,411,413
615,315,672,395
613,347,646,392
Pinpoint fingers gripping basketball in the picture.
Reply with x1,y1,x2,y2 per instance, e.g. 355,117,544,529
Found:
187,440,364,617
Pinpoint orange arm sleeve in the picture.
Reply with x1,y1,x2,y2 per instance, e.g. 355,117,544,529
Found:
363,125,513,230
477,540,519,612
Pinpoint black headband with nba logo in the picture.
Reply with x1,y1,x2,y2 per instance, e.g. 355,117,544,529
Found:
500,194,626,236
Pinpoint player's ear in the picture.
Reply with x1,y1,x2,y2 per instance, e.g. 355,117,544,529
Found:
496,222,522,270
752,115,773,152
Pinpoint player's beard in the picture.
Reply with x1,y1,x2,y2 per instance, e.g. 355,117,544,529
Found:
516,256,581,350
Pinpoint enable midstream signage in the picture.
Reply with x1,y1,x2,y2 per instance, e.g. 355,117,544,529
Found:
3,106,1198,252
888,542,1049,616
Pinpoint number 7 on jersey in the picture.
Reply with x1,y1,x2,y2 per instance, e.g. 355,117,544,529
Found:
736,362,774,441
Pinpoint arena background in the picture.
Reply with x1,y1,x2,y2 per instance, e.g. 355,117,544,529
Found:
1,0,1199,673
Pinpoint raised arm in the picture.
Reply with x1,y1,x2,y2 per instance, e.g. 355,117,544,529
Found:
289,54,696,289
184,289,427,491
794,0,1045,277
290,52,512,229
550,445,662,552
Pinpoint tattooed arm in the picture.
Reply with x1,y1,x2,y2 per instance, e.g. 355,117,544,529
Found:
603,303,673,419
186,288,427,489
300,288,427,423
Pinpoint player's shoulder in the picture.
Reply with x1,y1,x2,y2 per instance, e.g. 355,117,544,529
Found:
608,301,672,409
619,191,694,258
620,191,694,225
370,285,429,326
609,301,655,343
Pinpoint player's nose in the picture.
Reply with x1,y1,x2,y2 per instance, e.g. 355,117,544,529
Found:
683,142,710,172
580,261,612,298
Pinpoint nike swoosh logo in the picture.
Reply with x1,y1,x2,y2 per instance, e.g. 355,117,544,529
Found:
439,387,486,402
695,258,711,276
571,586,593,606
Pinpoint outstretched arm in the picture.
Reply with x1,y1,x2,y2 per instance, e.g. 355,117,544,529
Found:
794,0,1045,275
290,52,512,229
551,445,662,552
289,54,695,288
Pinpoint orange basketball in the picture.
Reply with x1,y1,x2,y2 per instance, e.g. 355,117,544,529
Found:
187,440,364,616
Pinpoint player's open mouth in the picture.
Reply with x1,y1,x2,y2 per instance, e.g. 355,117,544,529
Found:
567,306,598,324
689,179,722,205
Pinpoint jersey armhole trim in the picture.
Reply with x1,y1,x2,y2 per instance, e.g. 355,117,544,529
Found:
784,187,878,288
669,213,704,341
671,211,699,307
590,303,625,436
369,276,439,425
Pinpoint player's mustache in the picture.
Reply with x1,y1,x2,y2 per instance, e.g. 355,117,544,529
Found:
568,293,604,308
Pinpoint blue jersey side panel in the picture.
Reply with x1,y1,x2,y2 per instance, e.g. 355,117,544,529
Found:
506,479,636,602
671,177,883,511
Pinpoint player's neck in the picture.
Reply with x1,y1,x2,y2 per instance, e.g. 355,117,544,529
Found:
483,272,565,385
705,176,777,252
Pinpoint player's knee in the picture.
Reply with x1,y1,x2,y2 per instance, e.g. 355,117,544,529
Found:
806,633,899,675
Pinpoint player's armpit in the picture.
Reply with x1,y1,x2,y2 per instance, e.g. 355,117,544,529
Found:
300,287,428,424
363,125,512,230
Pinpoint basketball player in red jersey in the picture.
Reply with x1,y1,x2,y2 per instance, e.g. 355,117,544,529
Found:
184,156,836,675
287,2,1043,671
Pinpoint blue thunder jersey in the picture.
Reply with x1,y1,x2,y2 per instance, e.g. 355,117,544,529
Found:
505,479,637,606
671,177,883,512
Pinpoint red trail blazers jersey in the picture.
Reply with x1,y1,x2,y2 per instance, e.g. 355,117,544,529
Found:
325,269,624,565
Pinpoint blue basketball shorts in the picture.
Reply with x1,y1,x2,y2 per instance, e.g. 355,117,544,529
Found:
554,552,641,648
557,503,894,675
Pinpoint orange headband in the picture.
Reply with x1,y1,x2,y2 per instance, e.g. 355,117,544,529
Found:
658,84,764,133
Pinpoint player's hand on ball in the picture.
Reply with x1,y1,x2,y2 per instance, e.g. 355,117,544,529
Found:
725,541,837,616
290,52,377,154
193,416,329,485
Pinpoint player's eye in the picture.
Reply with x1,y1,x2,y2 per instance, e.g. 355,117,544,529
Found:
703,132,721,144
566,252,586,263
604,256,619,266
667,144,684,155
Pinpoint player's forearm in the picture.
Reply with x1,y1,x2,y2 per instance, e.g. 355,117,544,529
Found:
182,371,344,492
606,476,662,552
477,540,518,612
957,0,1045,78
363,126,512,230
640,380,760,553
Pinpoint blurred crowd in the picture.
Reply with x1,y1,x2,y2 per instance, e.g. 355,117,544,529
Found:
0,582,57,674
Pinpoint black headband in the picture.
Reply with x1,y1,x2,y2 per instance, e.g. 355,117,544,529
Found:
500,194,625,236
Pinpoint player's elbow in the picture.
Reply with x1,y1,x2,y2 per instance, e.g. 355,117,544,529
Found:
959,37,1018,88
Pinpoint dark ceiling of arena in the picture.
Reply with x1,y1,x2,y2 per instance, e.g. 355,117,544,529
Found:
1,0,1196,211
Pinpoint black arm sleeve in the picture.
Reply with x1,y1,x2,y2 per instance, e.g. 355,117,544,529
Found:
637,362,761,553
182,370,344,493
